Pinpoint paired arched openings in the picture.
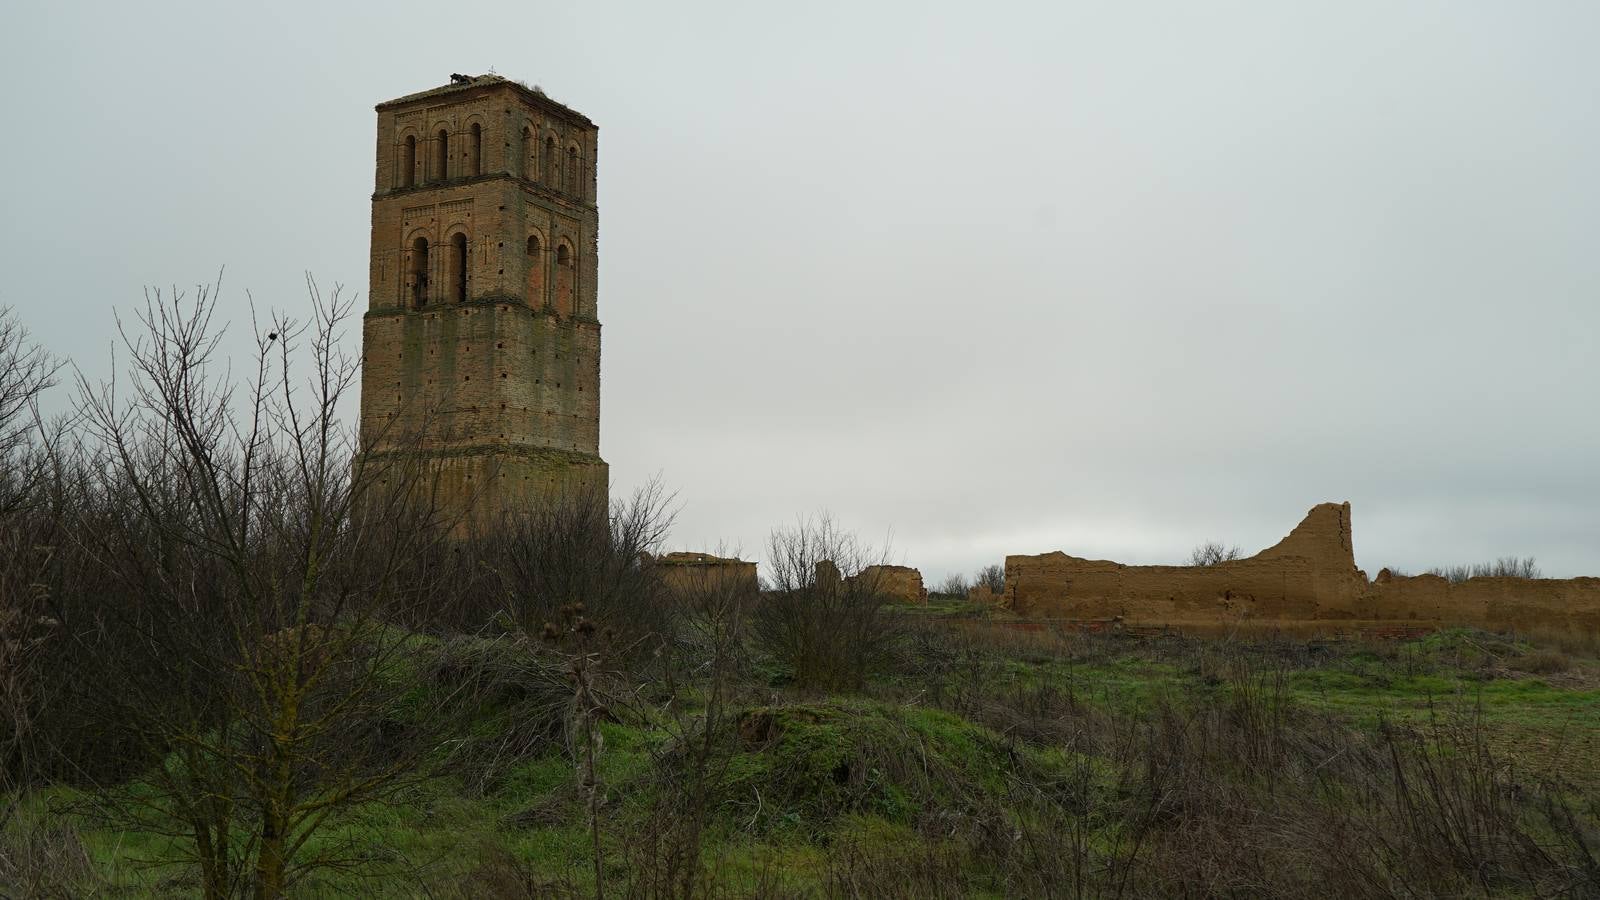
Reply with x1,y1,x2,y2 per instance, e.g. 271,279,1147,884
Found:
407,236,430,308
432,128,450,182
448,232,469,303
525,234,545,307
554,242,574,317
396,120,591,192
400,134,416,188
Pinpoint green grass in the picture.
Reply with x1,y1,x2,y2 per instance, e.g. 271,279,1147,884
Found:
12,625,1600,897
896,598,997,618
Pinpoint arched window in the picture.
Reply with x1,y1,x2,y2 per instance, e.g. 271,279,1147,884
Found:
449,233,468,303
544,136,557,187
400,135,416,188
521,126,534,179
408,237,429,308
525,235,544,306
566,146,579,196
468,123,482,176
433,128,450,182
554,243,574,317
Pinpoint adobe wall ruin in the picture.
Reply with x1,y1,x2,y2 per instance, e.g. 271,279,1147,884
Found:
1362,569,1600,632
1003,502,1600,632
654,552,759,598
966,585,1006,606
806,561,927,603
854,565,928,605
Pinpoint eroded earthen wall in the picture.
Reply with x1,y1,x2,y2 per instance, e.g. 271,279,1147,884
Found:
1006,503,1365,623
854,565,928,604
655,552,759,598
966,585,1005,605
1361,573,1600,632
1004,502,1600,631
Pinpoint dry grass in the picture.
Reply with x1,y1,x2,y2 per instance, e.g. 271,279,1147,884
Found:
1516,624,1600,661
853,627,1600,897
0,815,98,899
1509,648,1573,675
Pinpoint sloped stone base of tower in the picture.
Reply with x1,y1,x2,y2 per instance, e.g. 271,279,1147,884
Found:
359,445,608,535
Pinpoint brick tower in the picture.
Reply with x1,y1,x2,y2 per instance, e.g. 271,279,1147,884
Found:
358,75,606,525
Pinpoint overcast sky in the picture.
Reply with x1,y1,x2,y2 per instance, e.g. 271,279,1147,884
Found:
3,1,1596,580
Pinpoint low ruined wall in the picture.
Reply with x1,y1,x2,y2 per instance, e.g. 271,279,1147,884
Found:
1361,572,1600,632
1006,503,1366,624
1004,501,1600,632
654,552,758,598
967,585,1006,605
855,565,928,605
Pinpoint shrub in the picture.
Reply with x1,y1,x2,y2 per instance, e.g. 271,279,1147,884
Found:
1518,624,1600,660
1510,648,1572,675
399,479,676,670
933,573,970,598
1188,542,1242,566
752,515,900,692
1427,556,1542,582
973,563,1005,594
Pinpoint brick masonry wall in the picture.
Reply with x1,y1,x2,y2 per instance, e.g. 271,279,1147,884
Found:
361,306,599,454
358,78,606,521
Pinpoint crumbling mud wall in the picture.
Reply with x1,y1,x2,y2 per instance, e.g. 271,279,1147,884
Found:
803,562,927,603
1006,503,1365,624
854,565,928,605
967,585,1006,605
1004,502,1600,631
1363,571,1600,632
654,552,758,598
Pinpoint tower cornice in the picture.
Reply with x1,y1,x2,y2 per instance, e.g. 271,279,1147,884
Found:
375,75,595,129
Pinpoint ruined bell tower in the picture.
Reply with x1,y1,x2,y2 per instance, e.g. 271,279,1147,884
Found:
358,75,606,523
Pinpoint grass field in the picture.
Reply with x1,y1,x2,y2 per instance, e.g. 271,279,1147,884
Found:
8,605,1600,898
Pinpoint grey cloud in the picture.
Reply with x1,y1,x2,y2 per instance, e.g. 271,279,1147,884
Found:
1,0,1594,582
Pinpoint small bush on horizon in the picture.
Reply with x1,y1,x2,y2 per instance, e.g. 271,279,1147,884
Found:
1427,556,1542,582
973,563,1005,594
1189,541,1242,566
935,572,970,597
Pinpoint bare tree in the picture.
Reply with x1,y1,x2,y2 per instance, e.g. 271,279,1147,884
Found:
1188,542,1242,567
629,546,756,896
0,309,59,497
535,604,616,900
60,277,456,899
447,478,678,666
974,563,1005,594
1427,557,1542,582
935,573,971,598
0,308,61,827
753,514,900,692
